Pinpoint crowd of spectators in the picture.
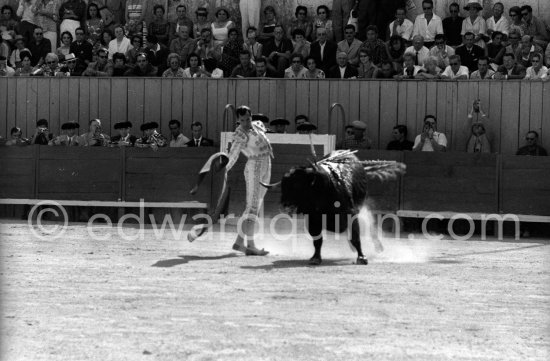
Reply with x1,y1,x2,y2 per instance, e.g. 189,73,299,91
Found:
1,1,549,80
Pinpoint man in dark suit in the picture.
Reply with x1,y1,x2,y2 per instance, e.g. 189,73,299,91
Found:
69,27,93,70
144,34,170,76
254,57,278,77
186,121,214,147
493,53,527,80
327,52,358,78
454,31,484,72
110,121,137,147
310,27,337,74
27,27,52,67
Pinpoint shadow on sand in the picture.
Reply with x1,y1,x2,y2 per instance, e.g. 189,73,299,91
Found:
151,253,239,267
240,258,359,270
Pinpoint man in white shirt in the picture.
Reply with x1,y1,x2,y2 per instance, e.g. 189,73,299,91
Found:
395,52,424,79
470,57,495,79
413,115,447,152
412,0,444,47
524,53,548,80
486,2,510,37
168,119,189,147
389,7,413,43
441,54,469,79
405,35,430,66
429,33,455,68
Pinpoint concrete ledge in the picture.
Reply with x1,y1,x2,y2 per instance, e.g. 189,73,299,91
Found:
0,199,208,209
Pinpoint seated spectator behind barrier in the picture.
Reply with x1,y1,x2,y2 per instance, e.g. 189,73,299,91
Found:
82,48,113,76
470,56,495,79
303,56,325,79
186,121,213,147
455,31,484,72
486,2,509,37
429,34,454,69
10,35,29,68
0,5,18,38
312,5,332,42
461,1,487,49
111,52,129,76
521,5,548,49
405,35,430,66
412,0,443,47
337,24,362,66
220,28,242,76
148,4,170,46
328,51,358,79
162,52,184,77
136,122,167,150
515,35,543,68
524,53,548,80
170,4,194,42
284,53,307,78
5,126,30,146
28,26,52,67
516,131,547,156
506,29,522,55
493,52,526,79
386,35,406,73
231,49,256,78
466,100,490,153
243,26,263,63
194,28,219,61
415,56,441,79
338,120,372,150
287,5,312,41
375,60,397,79
292,28,311,60
486,31,505,68
144,34,169,76
50,122,80,146
170,25,195,67
395,52,423,79
14,50,33,76
183,52,204,78
31,119,54,145
33,53,70,76
262,24,293,77
202,58,223,78
124,52,158,76
0,54,14,76
546,43,550,67
442,2,463,47
193,7,210,39
389,7,413,43
413,115,447,152
110,121,136,147
167,119,190,147
126,35,144,67
309,26,337,74
387,125,413,151
80,118,110,147
357,49,378,79
360,25,388,66
441,54,469,79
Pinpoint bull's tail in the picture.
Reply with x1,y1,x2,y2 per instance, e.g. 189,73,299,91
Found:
362,160,406,181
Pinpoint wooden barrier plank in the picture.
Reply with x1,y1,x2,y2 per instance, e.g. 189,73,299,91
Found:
307,80,318,131
316,80,330,133
36,78,51,131
528,81,543,137
192,78,208,125
426,81,437,116
205,79,218,137
397,81,407,130
25,78,38,134
518,81,531,145
434,81,447,133
170,79,183,126
414,81,427,137
110,78,127,125
347,81,360,127
127,78,145,127
247,79,260,113
68,78,80,126
488,81,502,153
0,78,7,136
275,79,286,118
160,78,172,138
48,78,60,136
98,79,112,134
58,78,69,127
500,82,520,154
295,80,309,119
257,78,270,114
453,81,472,152
543,83,550,148
337,79,351,133
443,82,455,141
89,78,99,120
283,78,297,122
15,78,27,136
78,77,90,128
405,81,418,131
144,78,162,125
267,79,277,121
367,81,380,149
379,81,398,149
328,80,341,135
216,79,230,134
6,78,17,137
235,79,248,108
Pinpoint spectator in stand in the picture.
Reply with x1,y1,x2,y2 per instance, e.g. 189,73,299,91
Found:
387,125,413,151
487,31,505,68
395,52,423,79
375,60,397,79
389,7,413,43
167,119,189,147
186,121,213,147
493,52,526,80
262,24,292,77
59,0,86,41
524,53,548,80
56,31,72,60
405,35,429,66
34,52,68,76
337,24,362,66
284,52,307,78
303,55,324,79
126,34,143,67
34,0,59,53
415,56,442,79
231,48,255,78
194,27,219,61
1,5,18,38
508,6,525,37
111,51,128,76
85,2,103,45
386,35,405,73
9,35,29,67
110,121,136,147
169,4,193,44
162,52,184,77
441,54,469,79
165,0,183,23
99,28,113,49
546,44,550,67
412,0,443,48
125,0,146,37
270,118,289,133
0,32,10,61
136,122,167,150
28,26,51,66
144,33,169,76
124,51,157,76
521,5,548,49
292,28,310,59
243,26,262,63
413,115,447,152
486,2,509,37
99,0,125,26
442,2,464,48
202,58,223,78
170,25,194,67
31,118,54,145
337,120,372,150
328,51,357,79
360,25,387,66
5,126,30,146
516,35,543,68
70,27,92,68
148,4,170,46
16,0,38,44
108,25,130,60
516,131,547,156
257,5,277,45
193,7,210,40
310,26,337,74
182,52,203,78
357,49,377,79
435,0,469,19
14,49,33,75
287,5,312,41
429,34,455,69
0,54,14,75
461,1,487,49
455,31,484,72
470,56,495,79
211,6,234,48
99,6,118,35
58,52,82,76
220,27,242,76
312,5,333,42
79,118,110,146
506,29,522,55
50,121,80,146
82,47,112,76
332,0,354,42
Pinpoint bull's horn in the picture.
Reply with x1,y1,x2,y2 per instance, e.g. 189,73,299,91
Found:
260,181,281,189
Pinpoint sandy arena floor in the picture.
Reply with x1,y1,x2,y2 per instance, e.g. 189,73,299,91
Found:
0,216,549,361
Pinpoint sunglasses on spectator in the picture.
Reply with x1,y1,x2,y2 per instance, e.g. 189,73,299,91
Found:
423,7,432,10
35,32,43,35
292,60,301,64
435,41,444,45
345,31,354,34
521,12,529,16
318,11,326,15
98,55,108,59
450,62,460,65
526,137,536,140
510,13,518,17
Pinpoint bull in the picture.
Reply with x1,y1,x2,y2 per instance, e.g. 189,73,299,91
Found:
262,150,405,265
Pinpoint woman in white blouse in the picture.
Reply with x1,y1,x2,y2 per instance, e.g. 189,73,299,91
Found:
108,25,132,60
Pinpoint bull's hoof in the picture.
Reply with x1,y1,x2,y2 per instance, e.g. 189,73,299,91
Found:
309,256,322,266
356,256,368,265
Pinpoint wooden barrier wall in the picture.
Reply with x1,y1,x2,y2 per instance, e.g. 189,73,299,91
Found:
1,78,549,155
2,147,550,217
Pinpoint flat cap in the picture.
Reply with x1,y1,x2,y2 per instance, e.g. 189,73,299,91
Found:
351,120,367,130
